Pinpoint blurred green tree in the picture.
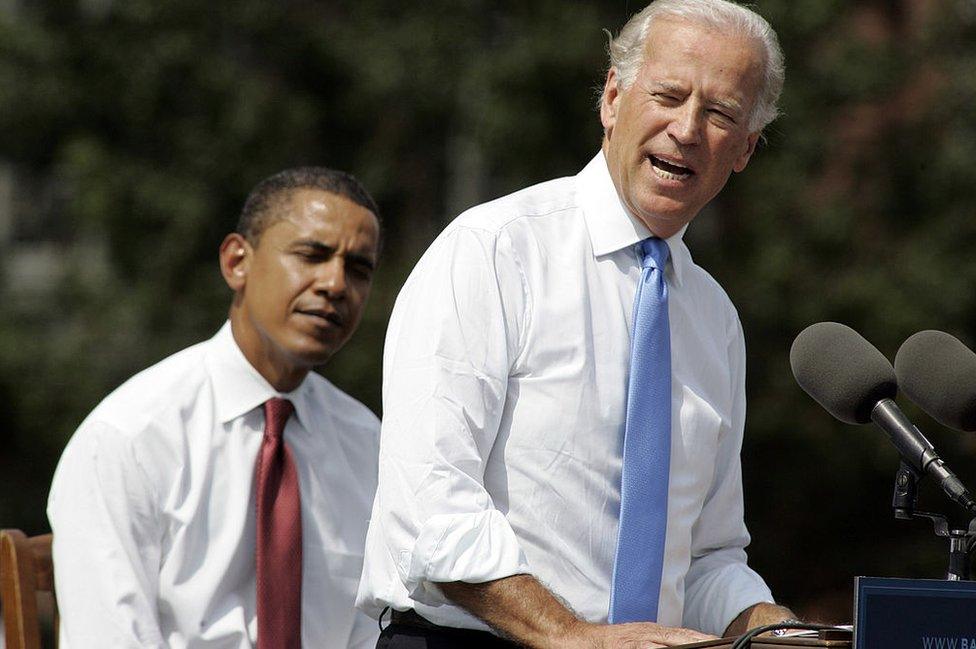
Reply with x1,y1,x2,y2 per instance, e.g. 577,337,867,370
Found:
2,0,976,622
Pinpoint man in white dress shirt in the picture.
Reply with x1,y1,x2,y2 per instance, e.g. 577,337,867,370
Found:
48,167,382,648
358,1,796,647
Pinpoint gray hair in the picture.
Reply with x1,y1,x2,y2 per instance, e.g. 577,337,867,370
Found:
605,0,784,132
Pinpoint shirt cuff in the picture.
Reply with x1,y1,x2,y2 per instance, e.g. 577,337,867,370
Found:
683,561,774,636
401,510,531,606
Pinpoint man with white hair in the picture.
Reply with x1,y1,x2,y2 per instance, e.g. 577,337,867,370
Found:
358,1,796,646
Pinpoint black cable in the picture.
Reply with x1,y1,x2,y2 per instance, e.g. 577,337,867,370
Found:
730,622,843,649
378,605,391,632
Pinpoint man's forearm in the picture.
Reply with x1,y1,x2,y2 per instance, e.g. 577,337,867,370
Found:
439,575,715,649
440,574,586,649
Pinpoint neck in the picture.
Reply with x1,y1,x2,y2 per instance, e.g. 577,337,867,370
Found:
228,311,309,393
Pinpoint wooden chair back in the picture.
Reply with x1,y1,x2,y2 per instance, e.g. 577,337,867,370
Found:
0,530,58,649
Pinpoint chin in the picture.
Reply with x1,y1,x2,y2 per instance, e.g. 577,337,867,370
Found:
297,344,340,367
277,334,339,370
630,190,693,223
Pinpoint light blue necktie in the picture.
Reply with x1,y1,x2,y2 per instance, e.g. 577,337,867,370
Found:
609,237,672,624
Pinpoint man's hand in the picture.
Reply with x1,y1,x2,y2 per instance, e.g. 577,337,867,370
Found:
572,619,715,648
440,575,715,649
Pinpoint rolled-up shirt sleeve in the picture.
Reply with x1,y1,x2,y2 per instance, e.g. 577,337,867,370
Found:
682,317,774,636
364,223,531,608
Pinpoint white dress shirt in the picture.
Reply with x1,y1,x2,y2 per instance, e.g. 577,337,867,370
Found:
48,322,380,648
357,152,774,637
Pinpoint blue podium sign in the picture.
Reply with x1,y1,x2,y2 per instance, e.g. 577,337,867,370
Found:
855,577,976,649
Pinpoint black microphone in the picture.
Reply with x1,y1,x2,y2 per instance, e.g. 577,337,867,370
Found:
895,330,976,433
790,322,976,514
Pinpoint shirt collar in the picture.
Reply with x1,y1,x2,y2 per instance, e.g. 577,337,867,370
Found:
205,321,316,430
577,151,690,286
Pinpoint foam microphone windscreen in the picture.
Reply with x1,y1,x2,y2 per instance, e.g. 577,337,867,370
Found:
790,322,897,425
894,330,976,432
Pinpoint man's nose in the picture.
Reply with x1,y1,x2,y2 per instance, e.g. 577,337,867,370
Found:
315,257,347,297
667,103,703,146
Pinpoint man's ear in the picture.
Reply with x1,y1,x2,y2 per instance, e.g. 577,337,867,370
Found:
600,67,622,137
733,131,761,173
219,233,251,292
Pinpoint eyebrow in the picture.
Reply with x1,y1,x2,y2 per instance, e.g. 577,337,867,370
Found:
292,239,376,269
649,81,686,95
711,97,745,116
648,80,745,117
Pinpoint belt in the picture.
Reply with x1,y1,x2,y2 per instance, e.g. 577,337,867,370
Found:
390,609,443,630
387,609,518,646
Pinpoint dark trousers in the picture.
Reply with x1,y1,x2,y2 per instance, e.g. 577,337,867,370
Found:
377,611,519,648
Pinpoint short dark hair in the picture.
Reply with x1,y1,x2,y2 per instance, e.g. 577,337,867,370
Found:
237,167,381,245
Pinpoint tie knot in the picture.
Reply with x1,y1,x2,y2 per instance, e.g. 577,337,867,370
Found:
639,237,670,271
263,398,294,439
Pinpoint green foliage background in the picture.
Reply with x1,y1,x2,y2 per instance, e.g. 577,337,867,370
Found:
2,0,976,621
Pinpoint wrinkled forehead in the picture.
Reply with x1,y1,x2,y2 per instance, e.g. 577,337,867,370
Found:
274,188,376,230
641,18,765,103
643,15,767,64
268,188,380,252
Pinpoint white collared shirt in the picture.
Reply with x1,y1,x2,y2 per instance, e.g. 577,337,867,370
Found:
48,322,380,648
357,152,773,636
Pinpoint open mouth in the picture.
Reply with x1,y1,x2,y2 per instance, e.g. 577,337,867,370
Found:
649,155,694,181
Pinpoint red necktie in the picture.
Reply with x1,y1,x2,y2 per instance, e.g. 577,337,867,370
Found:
256,398,302,648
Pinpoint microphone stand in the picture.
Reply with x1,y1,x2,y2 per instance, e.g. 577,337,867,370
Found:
892,460,976,580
